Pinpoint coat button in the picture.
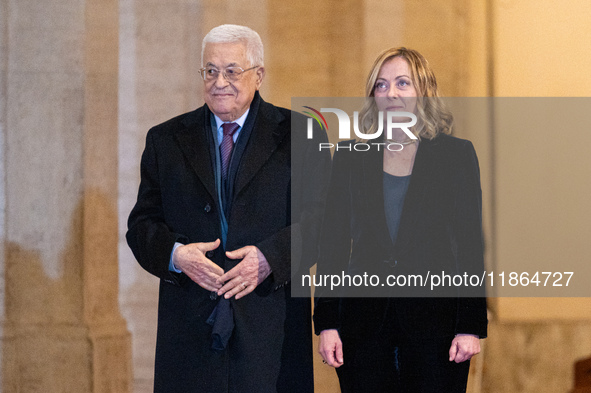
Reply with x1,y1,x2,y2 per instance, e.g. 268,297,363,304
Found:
383,257,397,267
210,291,218,300
206,251,214,258
204,203,211,213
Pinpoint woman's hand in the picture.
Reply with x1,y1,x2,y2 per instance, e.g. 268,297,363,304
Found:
318,329,344,368
449,333,480,363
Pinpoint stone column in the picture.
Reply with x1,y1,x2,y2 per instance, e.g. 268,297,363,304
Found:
1,0,131,391
0,0,7,386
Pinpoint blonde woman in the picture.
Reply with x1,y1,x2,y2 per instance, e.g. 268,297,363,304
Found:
314,48,487,392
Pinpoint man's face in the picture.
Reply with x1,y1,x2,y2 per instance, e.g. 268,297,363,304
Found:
202,42,265,122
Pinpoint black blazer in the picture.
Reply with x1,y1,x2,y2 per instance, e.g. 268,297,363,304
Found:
127,93,330,392
314,134,487,341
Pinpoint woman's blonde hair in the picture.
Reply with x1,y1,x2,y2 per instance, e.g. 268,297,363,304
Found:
358,47,453,140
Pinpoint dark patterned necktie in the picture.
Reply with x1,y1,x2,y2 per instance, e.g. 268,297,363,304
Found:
220,122,240,181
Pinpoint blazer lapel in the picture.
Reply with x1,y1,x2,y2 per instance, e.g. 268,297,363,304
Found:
174,107,217,201
234,99,288,197
392,138,435,255
361,146,394,248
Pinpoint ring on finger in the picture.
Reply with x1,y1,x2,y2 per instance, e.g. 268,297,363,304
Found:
241,282,247,289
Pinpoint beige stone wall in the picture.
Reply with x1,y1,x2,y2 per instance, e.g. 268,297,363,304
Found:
481,1,591,392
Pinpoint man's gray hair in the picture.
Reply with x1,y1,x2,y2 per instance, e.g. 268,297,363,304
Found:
202,24,264,67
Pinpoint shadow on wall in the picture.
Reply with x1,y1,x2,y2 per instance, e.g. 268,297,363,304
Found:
3,194,131,392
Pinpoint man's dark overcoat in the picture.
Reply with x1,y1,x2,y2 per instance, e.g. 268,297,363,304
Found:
127,93,329,393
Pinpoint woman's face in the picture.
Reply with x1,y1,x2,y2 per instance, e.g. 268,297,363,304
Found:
373,57,417,117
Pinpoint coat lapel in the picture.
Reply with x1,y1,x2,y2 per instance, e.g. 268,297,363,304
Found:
233,99,288,197
174,107,217,201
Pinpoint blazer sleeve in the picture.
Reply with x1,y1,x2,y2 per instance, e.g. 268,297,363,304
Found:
452,140,488,338
126,129,189,286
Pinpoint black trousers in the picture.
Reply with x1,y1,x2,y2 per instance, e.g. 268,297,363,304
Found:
335,309,470,392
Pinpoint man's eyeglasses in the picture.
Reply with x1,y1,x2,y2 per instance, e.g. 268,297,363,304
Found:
199,66,259,82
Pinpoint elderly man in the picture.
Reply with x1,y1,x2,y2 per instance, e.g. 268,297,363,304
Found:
127,24,329,392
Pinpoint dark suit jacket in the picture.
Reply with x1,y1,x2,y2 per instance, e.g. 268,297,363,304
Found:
314,134,487,342
127,93,330,393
